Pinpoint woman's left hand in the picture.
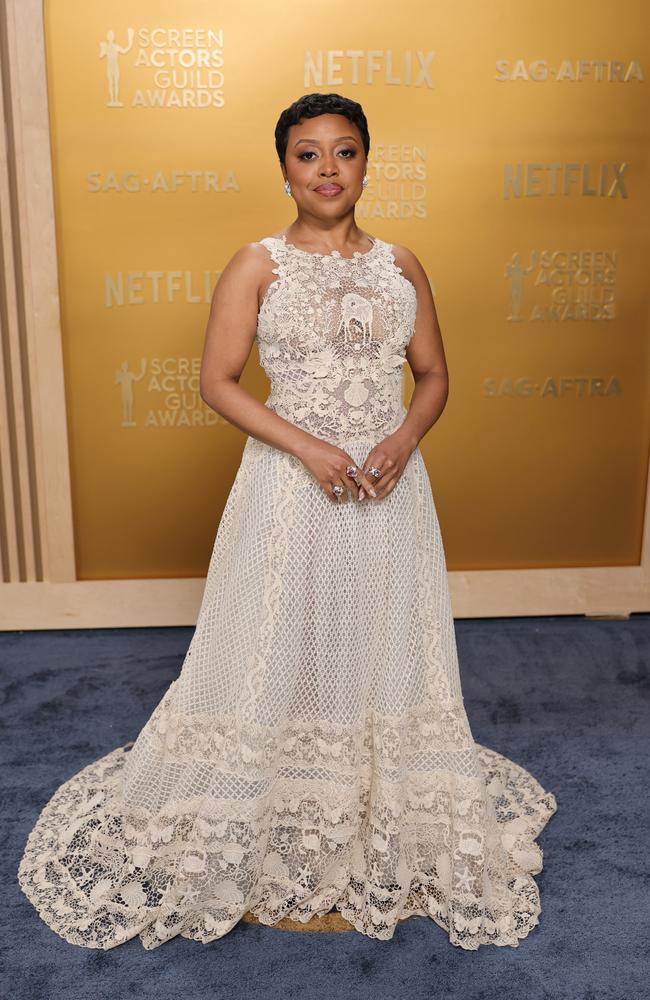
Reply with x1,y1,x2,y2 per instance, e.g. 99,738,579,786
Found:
358,429,417,501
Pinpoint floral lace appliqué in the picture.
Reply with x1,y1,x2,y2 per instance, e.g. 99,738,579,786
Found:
256,236,417,446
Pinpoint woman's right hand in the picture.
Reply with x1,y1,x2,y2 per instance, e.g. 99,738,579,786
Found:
296,438,378,503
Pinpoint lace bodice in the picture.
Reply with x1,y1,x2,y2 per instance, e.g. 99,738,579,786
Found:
256,235,418,445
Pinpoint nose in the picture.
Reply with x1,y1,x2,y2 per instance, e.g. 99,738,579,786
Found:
320,156,338,176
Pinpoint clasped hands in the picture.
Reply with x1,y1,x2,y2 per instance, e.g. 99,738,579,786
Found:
298,429,417,503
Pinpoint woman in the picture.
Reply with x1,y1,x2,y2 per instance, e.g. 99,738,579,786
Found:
17,92,557,951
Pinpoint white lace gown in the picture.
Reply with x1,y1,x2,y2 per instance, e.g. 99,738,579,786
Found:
17,234,557,951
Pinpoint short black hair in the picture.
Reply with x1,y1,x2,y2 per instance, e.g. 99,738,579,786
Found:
274,92,370,167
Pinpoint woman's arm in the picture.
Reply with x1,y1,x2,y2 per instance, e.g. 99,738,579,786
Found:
390,244,449,450
199,243,315,458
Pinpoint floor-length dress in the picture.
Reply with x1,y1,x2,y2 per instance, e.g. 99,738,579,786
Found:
17,233,558,951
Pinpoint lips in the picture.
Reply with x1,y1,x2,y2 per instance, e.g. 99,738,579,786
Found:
314,184,343,194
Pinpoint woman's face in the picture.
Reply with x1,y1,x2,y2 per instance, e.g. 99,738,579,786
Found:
282,113,366,214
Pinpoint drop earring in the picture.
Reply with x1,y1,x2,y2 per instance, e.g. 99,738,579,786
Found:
284,179,292,196
362,174,368,188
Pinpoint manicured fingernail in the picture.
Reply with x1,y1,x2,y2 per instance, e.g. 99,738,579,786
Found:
369,487,377,497
358,489,365,500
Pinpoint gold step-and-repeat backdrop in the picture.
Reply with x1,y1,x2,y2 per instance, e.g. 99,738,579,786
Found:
43,0,650,580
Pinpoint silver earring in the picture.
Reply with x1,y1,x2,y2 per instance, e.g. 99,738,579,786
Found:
362,174,368,188
284,179,292,196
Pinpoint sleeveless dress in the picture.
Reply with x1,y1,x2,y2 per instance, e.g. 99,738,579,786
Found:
16,233,558,951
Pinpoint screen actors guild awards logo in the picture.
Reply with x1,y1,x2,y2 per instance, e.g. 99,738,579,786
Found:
97,27,224,108
113,358,222,427
505,250,616,321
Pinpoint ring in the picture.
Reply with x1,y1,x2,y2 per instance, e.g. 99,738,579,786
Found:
332,484,344,496
368,466,382,478
346,464,358,477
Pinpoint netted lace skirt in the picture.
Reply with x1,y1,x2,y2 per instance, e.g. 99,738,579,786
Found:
17,434,557,950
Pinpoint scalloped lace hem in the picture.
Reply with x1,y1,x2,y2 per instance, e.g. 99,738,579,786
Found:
16,740,557,952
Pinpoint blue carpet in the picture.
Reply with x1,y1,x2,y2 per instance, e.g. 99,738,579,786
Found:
2,614,648,1000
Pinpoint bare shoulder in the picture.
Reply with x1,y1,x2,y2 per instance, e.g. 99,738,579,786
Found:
386,241,433,301
211,240,276,308
387,242,427,281
220,240,274,279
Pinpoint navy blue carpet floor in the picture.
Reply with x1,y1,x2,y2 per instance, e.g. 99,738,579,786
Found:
2,613,649,1000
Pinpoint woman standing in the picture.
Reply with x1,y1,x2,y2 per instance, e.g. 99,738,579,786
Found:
17,92,557,950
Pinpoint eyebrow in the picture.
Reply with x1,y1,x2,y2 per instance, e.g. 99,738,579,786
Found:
293,135,358,147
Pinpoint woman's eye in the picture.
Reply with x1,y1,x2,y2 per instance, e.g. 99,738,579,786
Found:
297,148,356,161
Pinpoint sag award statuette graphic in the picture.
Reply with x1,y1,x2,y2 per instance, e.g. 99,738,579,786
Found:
505,252,540,321
115,359,146,427
99,29,135,107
